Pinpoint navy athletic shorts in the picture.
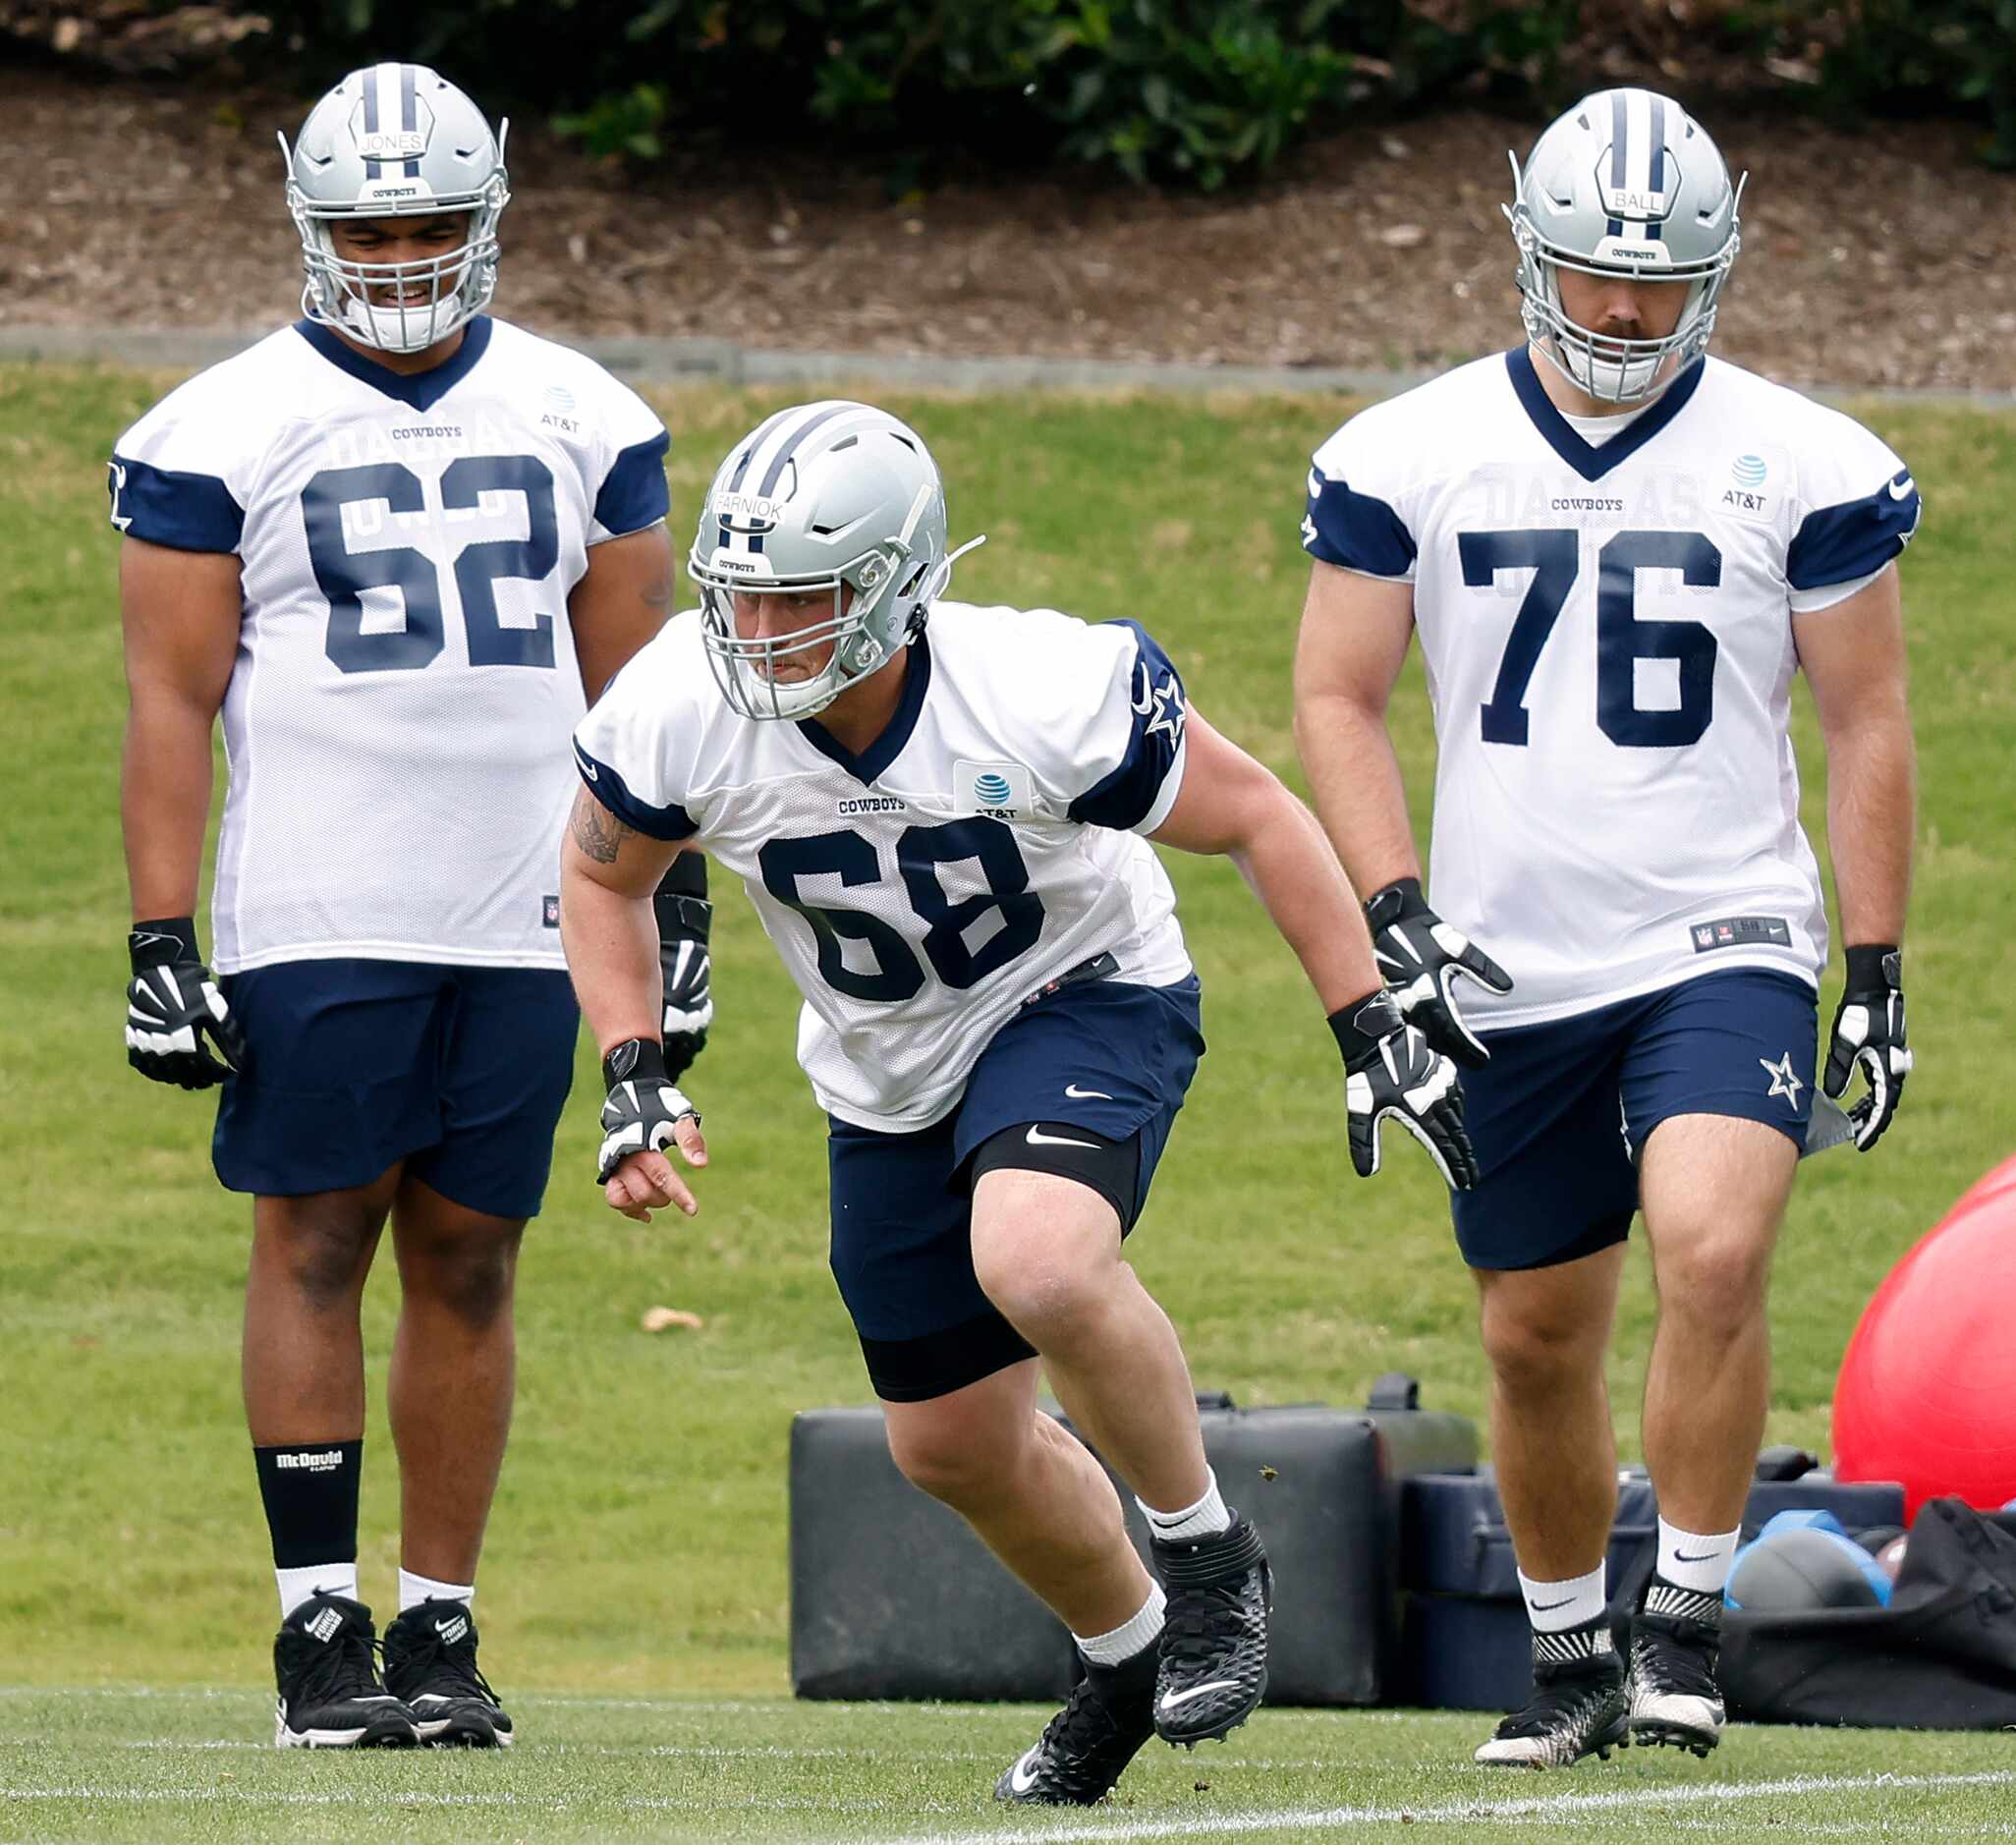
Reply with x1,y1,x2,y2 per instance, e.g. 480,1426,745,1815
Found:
212,959,579,1219
827,973,1204,1403
1451,970,1819,1272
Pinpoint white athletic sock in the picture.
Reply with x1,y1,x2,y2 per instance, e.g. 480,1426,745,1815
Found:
1139,1470,1231,1542
1517,1561,1607,1635
399,1568,475,1614
1073,1583,1167,1668
276,1562,358,1620
1655,1518,1741,1595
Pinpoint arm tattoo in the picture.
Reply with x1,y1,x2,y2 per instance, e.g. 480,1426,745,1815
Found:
570,788,636,866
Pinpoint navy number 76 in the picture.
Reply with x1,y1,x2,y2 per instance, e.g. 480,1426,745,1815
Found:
1459,528,1721,748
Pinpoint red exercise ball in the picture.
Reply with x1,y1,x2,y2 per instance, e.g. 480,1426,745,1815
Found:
1952,1150,2016,1219
1833,1177,2016,1520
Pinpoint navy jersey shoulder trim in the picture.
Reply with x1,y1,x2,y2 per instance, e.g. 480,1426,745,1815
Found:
574,740,697,842
108,455,245,553
594,430,672,535
1067,620,1188,832
293,315,494,413
1303,463,1416,576
796,630,933,787
1787,468,1921,591
1505,345,1705,482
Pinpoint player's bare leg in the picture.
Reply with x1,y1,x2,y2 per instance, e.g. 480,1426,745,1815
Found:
245,1168,417,1746
883,1359,1162,1803
244,1168,398,1446
882,1358,1149,1634
1471,1244,1630,1767
380,1174,525,1745
1476,1246,1626,1584
386,1176,523,1583
971,1168,1270,1751
971,1167,1207,1512
1630,1112,1799,1755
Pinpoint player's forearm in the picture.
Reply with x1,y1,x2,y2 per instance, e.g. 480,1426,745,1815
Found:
1292,691,1422,897
1226,791,1384,1015
559,867,665,1054
1824,709,1917,947
121,693,216,921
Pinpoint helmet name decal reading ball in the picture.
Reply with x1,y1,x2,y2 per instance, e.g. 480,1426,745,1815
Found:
280,63,510,355
1506,87,1744,406
690,402,985,722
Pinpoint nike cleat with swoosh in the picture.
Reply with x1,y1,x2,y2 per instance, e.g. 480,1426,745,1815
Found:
994,1649,1157,1805
1149,1513,1271,1747
382,1598,514,1748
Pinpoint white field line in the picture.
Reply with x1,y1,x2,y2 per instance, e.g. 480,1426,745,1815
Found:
865,1770,2016,1845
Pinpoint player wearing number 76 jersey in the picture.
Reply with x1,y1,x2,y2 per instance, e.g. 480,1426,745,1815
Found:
564,400,1475,1807
1294,89,1920,1770
109,63,714,1750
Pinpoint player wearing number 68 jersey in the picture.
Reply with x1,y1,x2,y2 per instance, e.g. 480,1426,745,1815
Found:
1294,90,1920,1770
110,63,713,1751
564,399,1475,1806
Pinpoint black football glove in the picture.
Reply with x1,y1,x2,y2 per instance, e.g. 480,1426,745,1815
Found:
596,1037,701,1185
1823,945,1912,1152
1330,988,1479,1190
654,890,713,1083
1364,876,1513,1069
126,917,246,1090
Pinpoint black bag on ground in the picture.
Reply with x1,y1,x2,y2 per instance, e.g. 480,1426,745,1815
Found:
1718,1498,2016,1728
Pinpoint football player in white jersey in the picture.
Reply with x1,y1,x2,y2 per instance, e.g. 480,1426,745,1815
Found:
112,64,714,1748
562,401,1476,1803
1295,89,1920,1766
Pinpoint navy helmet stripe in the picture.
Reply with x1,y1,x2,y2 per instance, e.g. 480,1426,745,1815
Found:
757,404,851,497
361,65,382,178
1648,94,1665,198
727,409,797,492
400,62,420,176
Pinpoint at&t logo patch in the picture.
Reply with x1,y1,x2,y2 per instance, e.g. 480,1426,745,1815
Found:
955,759,1033,818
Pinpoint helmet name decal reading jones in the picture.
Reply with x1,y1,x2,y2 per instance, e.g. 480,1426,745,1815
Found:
281,62,511,357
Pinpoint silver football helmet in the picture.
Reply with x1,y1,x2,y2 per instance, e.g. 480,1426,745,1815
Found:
689,402,983,721
279,64,509,355
1506,88,1743,405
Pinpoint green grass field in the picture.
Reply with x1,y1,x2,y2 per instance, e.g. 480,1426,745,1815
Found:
3,361,2014,1841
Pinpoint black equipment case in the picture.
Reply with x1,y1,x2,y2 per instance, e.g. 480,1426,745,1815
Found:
791,1379,1478,1704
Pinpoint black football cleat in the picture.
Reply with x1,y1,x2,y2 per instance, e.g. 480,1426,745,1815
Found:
1149,1513,1272,1748
1474,1620,1628,1768
272,1593,420,1749
1628,1579,1726,1757
382,1597,515,1748
995,1649,1157,1806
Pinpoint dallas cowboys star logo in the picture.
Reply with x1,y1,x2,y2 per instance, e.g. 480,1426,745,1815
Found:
1760,1051,1804,1105
1132,662,1187,745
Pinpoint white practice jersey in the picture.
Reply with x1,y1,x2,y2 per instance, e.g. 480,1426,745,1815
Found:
574,603,1195,1131
1305,350,1921,1029
110,314,670,974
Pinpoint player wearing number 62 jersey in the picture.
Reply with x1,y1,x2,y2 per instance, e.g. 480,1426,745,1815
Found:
1295,90,1921,1770
110,63,712,1751
564,400,1476,1806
